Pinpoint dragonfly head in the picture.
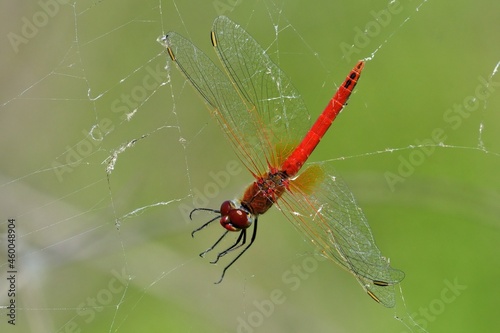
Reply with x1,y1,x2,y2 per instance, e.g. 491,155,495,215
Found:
219,200,252,231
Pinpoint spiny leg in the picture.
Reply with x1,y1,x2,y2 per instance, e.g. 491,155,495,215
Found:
215,217,259,284
211,229,246,264
200,230,229,257
191,215,219,237
190,207,219,220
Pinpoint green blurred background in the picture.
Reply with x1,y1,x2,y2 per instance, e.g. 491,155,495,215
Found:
1,0,499,332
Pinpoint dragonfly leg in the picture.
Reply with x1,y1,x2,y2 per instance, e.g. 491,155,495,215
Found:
211,229,246,264
191,214,220,237
215,217,258,284
199,230,229,257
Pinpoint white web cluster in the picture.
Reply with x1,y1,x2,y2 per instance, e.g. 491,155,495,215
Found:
0,0,499,332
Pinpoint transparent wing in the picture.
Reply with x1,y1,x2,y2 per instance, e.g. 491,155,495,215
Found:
158,16,310,176
278,163,404,307
211,16,310,171
158,32,259,174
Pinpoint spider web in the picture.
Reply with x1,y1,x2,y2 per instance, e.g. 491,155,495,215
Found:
1,0,499,332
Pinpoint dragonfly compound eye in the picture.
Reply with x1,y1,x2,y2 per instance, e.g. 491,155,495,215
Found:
220,208,252,231
219,200,233,216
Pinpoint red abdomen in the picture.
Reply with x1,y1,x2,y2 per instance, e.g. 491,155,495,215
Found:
281,61,364,177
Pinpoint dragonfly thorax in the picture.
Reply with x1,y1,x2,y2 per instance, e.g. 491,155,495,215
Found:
240,171,288,216
219,200,253,232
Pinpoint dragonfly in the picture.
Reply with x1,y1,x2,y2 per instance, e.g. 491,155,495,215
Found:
158,16,404,307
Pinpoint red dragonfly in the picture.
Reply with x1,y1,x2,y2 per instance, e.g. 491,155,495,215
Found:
158,16,404,307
